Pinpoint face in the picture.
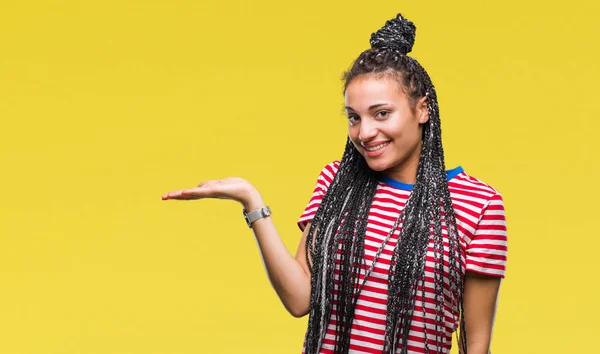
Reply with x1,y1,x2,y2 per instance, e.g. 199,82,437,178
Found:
344,74,429,182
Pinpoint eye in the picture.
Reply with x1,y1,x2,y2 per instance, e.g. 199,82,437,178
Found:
348,115,360,125
376,110,390,119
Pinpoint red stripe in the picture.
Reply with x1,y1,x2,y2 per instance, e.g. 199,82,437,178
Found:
298,163,507,353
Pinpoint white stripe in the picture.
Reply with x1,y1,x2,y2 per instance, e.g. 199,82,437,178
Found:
466,263,504,276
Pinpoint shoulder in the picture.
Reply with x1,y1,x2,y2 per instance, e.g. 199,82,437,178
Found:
315,160,341,184
449,169,505,216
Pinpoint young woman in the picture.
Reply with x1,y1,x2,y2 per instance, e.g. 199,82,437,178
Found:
162,13,507,354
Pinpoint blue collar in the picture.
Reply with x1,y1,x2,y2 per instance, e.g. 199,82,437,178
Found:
377,166,464,191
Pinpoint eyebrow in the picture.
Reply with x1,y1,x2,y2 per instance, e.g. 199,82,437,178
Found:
344,103,389,111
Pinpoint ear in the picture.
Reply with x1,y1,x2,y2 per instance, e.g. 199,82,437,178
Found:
416,96,429,124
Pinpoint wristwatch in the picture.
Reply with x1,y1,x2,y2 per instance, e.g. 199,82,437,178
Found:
243,206,272,228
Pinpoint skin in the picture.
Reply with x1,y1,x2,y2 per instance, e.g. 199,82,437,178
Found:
344,75,427,184
162,180,313,318
460,273,502,354
162,74,501,353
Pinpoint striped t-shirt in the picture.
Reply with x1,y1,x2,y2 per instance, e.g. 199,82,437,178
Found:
297,161,508,354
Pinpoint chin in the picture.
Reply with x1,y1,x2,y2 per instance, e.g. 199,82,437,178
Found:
363,157,392,172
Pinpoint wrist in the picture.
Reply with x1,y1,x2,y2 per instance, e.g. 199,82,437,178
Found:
242,188,265,211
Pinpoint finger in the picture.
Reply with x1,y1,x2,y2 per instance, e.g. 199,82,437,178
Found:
181,187,213,198
162,190,188,200
164,192,205,200
173,195,201,200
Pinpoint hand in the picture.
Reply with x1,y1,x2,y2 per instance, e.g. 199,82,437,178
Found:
161,177,263,210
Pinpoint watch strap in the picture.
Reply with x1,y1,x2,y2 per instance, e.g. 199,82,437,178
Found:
243,206,271,227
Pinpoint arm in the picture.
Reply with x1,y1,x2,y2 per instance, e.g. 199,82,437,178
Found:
459,191,508,353
245,191,313,317
162,178,312,318
458,272,502,354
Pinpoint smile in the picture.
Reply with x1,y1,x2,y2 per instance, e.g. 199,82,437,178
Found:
364,142,390,152
362,141,390,157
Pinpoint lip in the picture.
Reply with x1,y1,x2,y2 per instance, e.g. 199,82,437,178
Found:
361,140,390,148
362,141,390,157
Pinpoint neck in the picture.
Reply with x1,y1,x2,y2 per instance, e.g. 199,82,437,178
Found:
381,141,422,184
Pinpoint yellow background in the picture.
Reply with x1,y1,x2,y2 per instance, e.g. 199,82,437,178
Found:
1,1,598,353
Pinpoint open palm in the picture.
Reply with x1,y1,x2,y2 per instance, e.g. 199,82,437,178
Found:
162,177,255,204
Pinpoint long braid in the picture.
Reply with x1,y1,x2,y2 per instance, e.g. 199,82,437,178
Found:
305,140,378,352
418,62,466,353
304,13,465,354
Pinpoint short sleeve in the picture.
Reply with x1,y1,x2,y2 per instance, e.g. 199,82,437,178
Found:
466,192,508,278
297,161,340,231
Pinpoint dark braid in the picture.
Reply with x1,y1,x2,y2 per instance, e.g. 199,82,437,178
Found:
304,141,378,352
304,13,466,354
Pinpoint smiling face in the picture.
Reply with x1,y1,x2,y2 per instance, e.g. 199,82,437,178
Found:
344,74,429,183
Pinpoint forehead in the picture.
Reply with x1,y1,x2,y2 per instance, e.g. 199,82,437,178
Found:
344,75,406,107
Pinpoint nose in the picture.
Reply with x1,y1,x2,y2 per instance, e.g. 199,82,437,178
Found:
358,119,377,142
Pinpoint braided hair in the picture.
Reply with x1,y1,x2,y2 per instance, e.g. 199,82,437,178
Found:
304,14,467,354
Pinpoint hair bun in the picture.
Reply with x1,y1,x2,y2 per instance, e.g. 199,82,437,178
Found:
369,13,416,55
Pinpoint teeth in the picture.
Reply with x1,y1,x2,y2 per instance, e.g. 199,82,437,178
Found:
365,142,389,152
